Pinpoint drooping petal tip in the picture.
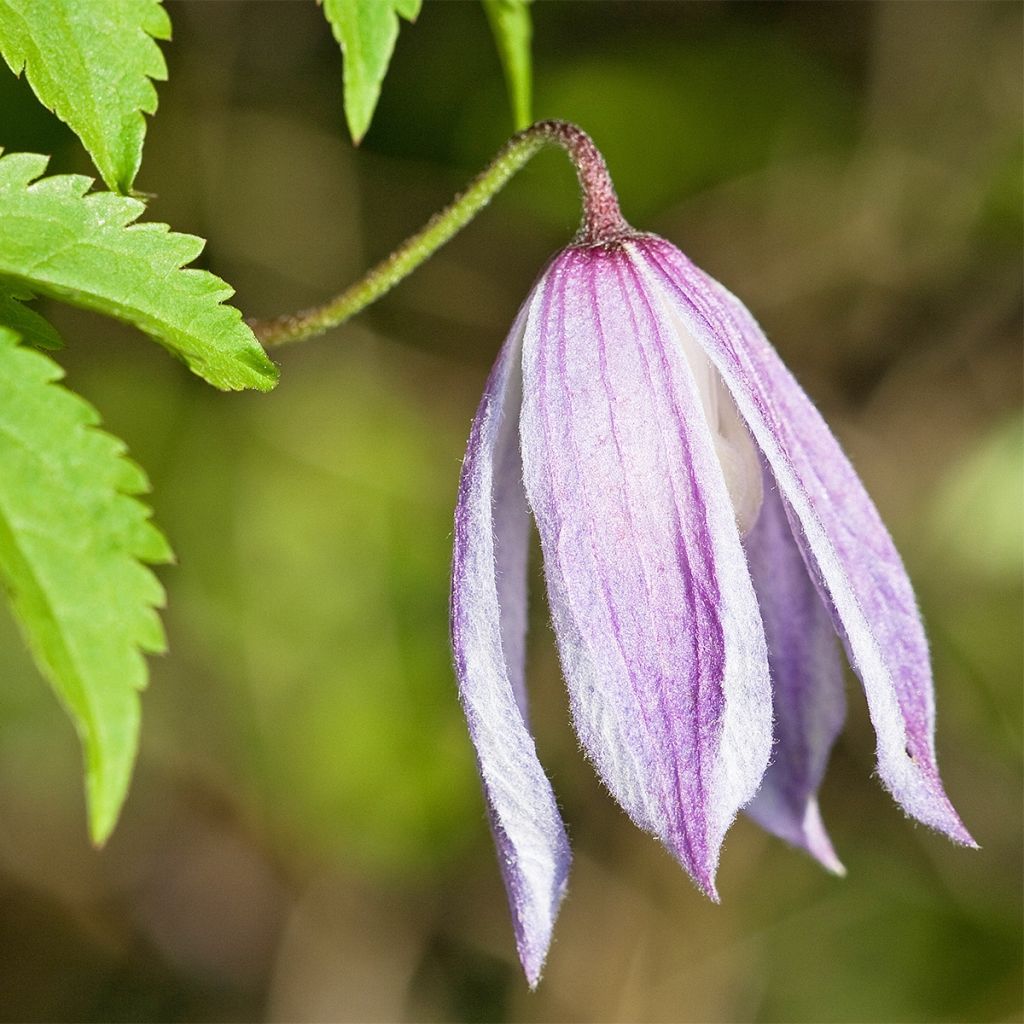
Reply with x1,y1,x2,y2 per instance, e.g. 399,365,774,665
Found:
698,870,722,905
800,799,846,876
747,786,848,877
877,754,978,849
946,813,979,850
493,817,570,988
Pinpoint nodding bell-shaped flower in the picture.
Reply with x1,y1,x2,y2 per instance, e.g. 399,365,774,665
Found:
449,123,974,987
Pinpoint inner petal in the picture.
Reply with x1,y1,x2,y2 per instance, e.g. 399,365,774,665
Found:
673,317,764,536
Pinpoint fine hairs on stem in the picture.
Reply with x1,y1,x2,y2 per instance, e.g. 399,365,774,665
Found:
247,120,631,348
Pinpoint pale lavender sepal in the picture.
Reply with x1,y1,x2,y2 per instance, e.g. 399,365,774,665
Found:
450,291,571,987
519,246,773,897
744,462,847,875
634,237,975,847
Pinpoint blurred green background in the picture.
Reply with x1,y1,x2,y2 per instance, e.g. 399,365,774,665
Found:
0,2,1021,1021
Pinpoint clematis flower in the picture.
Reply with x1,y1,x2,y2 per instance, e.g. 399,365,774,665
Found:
449,132,974,987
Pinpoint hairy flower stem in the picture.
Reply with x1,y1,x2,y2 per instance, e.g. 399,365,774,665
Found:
248,120,628,348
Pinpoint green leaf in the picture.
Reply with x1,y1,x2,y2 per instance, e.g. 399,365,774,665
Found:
0,152,278,392
322,0,422,144
0,0,171,194
0,325,172,844
0,289,62,350
482,0,533,130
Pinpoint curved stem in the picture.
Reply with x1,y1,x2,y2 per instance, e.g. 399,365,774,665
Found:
248,119,628,348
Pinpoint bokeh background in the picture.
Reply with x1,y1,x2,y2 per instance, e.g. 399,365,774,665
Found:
0,2,1021,1021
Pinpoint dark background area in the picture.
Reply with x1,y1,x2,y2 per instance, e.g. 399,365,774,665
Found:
0,2,1020,1020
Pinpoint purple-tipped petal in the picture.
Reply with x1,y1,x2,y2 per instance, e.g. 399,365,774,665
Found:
744,464,847,875
519,246,773,896
451,292,571,986
634,237,975,847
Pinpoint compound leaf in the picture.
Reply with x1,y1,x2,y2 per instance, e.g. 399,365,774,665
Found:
0,325,172,844
0,152,278,392
322,0,422,144
0,0,171,194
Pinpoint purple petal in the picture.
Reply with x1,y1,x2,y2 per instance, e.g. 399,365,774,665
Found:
519,246,773,897
451,290,571,987
744,462,847,875
634,237,975,847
